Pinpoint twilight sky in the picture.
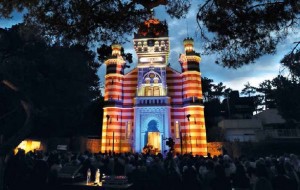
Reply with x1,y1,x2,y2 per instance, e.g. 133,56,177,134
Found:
122,0,300,92
1,1,299,92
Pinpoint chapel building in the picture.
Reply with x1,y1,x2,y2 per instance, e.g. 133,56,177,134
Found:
101,17,207,155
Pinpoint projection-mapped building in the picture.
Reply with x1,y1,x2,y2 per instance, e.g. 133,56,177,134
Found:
101,17,207,155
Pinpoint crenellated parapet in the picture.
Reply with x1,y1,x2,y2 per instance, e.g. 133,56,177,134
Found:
179,38,201,73
105,44,126,75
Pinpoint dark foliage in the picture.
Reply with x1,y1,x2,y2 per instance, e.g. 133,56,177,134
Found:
197,0,300,68
202,77,230,126
255,74,300,122
202,77,228,102
0,24,101,138
272,75,300,122
97,44,133,70
0,83,26,140
280,42,300,78
0,0,191,46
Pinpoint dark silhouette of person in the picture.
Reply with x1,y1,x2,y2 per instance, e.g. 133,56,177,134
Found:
253,161,273,190
232,164,250,189
30,152,49,190
210,164,231,190
272,163,297,190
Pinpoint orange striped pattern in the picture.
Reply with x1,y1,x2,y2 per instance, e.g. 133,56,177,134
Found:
101,39,207,156
101,107,134,153
166,68,183,105
105,55,125,74
170,106,207,155
182,72,203,99
104,74,123,101
123,69,138,106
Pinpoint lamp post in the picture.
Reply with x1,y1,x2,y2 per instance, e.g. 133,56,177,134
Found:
186,114,192,154
112,131,115,154
106,114,110,153
178,125,182,155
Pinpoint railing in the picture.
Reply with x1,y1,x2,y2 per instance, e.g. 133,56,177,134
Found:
183,96,203,106
104,99,123,107
134,96,170,106
264,129,300,139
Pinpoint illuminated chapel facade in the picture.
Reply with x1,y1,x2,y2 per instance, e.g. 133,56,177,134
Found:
101,17,207,155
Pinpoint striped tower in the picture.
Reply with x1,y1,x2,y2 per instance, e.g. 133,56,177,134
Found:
101,44,126,153
178,38,207,155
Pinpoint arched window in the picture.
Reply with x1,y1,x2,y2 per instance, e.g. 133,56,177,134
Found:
139,71,165,96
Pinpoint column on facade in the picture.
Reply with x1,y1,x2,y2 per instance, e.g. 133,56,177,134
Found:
178,38,207,156
101,44,126,153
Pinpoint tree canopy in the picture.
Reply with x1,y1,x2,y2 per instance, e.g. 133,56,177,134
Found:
264,75,300,122
0,0,191,46
1,0,299,69
197,0,300,68
0,24,101,138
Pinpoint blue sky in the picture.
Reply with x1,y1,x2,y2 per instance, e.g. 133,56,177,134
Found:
1,1,299,92
133,1,299,92
115,0,300,92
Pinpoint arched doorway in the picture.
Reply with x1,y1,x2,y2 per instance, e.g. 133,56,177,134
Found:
145,120,161,154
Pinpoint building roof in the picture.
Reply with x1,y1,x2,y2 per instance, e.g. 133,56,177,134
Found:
253,108,285,125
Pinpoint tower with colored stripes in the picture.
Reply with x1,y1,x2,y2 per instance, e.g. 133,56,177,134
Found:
101,17,207,155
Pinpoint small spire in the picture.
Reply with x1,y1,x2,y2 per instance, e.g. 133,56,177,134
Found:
150,9,154,18
186,20,189,37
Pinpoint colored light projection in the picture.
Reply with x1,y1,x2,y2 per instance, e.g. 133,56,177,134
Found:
101,17,207,155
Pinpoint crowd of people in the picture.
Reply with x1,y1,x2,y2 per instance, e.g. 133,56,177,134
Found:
3,148,300,190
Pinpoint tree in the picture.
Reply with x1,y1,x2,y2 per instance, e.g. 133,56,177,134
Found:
211,82,226,99
0,79,34,190
1,24,101,136
241,82,257,97
202,77,231,123
1,0,299,69
0,24,101,190
277,40,300,121
81,96,104,136
241,82,264,114
197,0,300,68
1,24,101,137
272,75,300,122
201,77,215,102
256,74,300,122
0,0,191,46
280,41,300,79
202,77,227,101
257,80,277,109
97,44,133,70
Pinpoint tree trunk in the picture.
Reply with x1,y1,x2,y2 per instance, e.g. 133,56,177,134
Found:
0,80,34,190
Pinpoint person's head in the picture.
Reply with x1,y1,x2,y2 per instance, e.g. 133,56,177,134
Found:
166,152,173,160
16,148,26,158
206,160,215,171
